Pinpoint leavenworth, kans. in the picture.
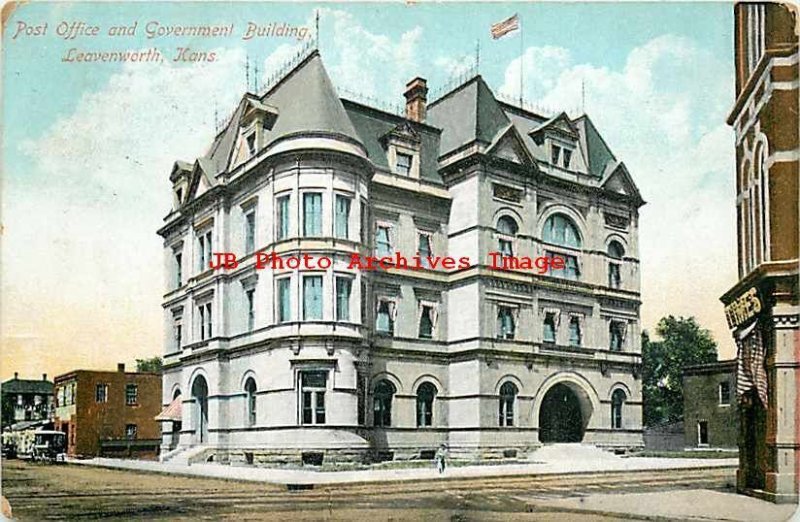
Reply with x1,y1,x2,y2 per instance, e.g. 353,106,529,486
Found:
156,47,644,465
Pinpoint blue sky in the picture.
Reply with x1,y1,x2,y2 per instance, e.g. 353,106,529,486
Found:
1,2,736,378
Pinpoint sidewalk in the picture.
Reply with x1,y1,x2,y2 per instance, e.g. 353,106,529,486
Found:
524,489,798,522
71,447,737,486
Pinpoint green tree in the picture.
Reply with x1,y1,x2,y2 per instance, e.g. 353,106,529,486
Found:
136,357,163,374
642,316,718,426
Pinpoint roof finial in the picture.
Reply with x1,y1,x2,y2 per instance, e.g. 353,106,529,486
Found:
254,61,260,93
475,39,480,72
246,54,250,93
581,78,586,114
315,9,320,51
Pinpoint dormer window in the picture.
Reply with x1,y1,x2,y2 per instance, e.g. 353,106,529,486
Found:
395,152,413,176
175,188,183,204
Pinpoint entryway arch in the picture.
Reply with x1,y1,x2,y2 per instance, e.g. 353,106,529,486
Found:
534,373,597,443
191,375,209,444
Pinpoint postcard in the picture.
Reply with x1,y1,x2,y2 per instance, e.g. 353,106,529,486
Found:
2,1,799,520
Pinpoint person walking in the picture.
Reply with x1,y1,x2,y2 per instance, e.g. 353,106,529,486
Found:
435,444,447,474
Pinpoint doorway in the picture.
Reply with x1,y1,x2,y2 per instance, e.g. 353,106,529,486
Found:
539,383,585,443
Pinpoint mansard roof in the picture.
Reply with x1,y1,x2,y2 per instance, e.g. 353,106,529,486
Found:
343,99,443,184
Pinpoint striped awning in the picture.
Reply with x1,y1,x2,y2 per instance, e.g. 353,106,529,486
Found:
155,395,182,422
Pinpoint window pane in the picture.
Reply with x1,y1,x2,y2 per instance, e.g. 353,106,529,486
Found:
315,391,326,424
303,370,328,388
543,314,556,343
277,196,290,240
396,152,412,176
245,211,256,253
551,145,560,165
303,193,322,236
376,227,392,256
563,149,572,168
336,277,352,321
278,278,291,322
376,301,393,334
335,195,351,239
303,276,323,321
302,391,313,424
543,214,581,248
419,306,433,338
569,318,581,346
499,239,513,257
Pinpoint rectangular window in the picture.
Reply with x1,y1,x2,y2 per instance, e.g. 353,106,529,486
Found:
125,424,138,440
205,303,213,339
197,230,212,271
376,300,395,335
277,278,291,323
376,226,392,257
543,313,556,343
246,289,255,332
360,201,367,243
276,195,290,240
125,384,138,406
569,317,582,347
303,276,323,321
563,149,572,168
497,307,515,340
419,305,434,339
244,210,256,254
698,421,709,445
551,144,561,165
303,192,322,237
608,263,621,288
335,195,351,239
198,305,206,340
336,277,352,321
418,233,432,267
174,252,182,288
300,370,327,425
547,251,580,280
174,320,182,349
609,321,624,351
246,133,256,156
499,238,513,257
719,382,731,405
95,384,108,403
395,152,412,176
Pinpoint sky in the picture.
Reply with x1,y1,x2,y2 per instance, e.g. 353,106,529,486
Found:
1,1,737,381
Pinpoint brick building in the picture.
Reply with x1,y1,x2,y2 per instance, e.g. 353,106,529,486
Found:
720,2,799,503
682,361,738,450
54,364,161,458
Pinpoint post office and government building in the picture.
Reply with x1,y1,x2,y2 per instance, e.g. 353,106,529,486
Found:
156,50,645,464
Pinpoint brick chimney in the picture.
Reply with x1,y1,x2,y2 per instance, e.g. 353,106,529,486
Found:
404,77,428,123
117,363,125,373
14,372,18,380
42,373,47,381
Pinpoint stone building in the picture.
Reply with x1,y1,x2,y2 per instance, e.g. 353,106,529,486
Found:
682,360,738,450
157,49,644,465
54,364,162,458
720,2,799,504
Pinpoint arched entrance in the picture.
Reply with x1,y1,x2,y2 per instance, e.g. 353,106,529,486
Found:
539,383,585,443
191,375,209,444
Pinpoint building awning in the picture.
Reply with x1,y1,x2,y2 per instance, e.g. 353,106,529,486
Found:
155,395,182,422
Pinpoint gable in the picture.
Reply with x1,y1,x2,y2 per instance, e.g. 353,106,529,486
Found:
601,162,643,204
488,126,532,165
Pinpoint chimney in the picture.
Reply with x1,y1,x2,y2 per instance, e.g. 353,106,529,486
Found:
404,77,428,123
117,363,125,373
42,373,47,381
14,372,18,380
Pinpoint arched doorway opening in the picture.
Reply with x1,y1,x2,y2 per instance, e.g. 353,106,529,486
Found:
191,375,209,444
538,383,588,443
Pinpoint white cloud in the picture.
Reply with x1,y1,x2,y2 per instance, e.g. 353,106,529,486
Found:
500,35,738,356
323,9,423,102
1,46,282,373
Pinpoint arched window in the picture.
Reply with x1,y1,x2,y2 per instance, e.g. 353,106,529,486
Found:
499,382,518,427
543,213,582,248
416,382,437,427
607,241,624,288
373,380,396,427
611,389,626,429
244,377,257,426
496,216,519,256
173,388,182,400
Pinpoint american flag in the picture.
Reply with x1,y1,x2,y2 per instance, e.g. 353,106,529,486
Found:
735,321,769,407
491,14,520,40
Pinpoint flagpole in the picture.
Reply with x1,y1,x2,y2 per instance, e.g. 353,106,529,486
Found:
519,14,524,107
